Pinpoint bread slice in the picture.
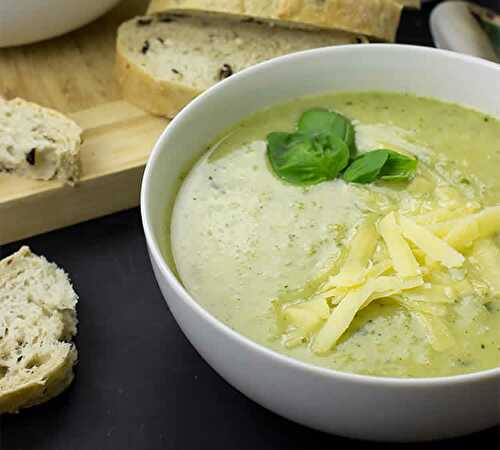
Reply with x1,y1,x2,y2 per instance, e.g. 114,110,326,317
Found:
147,0,402,42
0,98,82,184
116,14,364,118
397,0,421,8
0,246,78,414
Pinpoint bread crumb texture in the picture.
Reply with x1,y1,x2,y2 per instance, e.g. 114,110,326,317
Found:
0,98,82,184
0,246,78,413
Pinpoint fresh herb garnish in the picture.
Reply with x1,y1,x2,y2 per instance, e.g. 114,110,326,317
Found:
342,149,389,183
267,131,349,185
266,108,417,186
343,149,417,184
379,150,418,181
298,109,357,157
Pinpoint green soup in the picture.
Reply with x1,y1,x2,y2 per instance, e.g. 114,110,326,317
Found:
170,92,500,378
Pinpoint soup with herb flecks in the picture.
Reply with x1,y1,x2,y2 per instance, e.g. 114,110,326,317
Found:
169,92,500,378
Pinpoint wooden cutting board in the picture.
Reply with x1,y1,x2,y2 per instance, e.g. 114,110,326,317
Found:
0,0,168,245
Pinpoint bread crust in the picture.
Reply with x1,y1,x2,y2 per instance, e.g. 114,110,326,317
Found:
147,0,402,41
115,49,199,119
397,0,421,8
0,346,77,414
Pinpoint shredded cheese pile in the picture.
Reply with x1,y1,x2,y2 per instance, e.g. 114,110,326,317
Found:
278,205,500,354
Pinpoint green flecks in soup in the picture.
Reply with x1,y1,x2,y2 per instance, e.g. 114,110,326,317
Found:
170,92,500,378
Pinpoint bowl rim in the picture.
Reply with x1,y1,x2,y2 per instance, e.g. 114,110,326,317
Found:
141,43,500,387
0,0,123,48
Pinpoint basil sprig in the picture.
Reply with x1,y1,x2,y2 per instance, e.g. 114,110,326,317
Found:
266,108,417,186
267,131,350,185
298,109,357,158
343,149,417,184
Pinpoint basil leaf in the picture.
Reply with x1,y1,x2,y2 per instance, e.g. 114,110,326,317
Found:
267,131,350,185
298,109,335,133
343,149,418,184
379,150,418,181
342,150,390,184
298,109,357,158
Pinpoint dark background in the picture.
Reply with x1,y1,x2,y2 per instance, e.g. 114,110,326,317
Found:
1,1,499,449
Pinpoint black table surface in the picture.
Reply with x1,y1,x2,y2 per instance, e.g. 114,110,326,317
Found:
1,1,499,449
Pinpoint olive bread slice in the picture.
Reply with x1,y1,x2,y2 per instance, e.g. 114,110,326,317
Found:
0,246,78,414
147,0,402,42
0,98,82,184
116,14,364,118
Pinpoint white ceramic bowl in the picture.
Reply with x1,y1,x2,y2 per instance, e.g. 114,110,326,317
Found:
0,0,122,48
141,45,500,442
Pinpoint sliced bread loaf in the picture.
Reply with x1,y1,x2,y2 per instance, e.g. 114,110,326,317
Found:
147,0,402,42
116,14,363,118
0,246,78,414
0,98,82,184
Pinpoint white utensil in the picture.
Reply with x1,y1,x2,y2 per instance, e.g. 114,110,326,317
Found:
430,1,498,62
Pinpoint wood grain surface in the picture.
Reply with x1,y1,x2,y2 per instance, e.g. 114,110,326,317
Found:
0,0,169,244
0,0,149,112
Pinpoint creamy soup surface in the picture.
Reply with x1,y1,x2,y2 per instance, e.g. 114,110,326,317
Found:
169,92,500,378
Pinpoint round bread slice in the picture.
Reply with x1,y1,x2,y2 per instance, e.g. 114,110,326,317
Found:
0,246,78,414
116,14,364,118
0,98,82,184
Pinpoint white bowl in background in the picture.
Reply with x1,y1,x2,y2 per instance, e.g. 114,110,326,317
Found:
0,0,122,48
141,45,500,442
